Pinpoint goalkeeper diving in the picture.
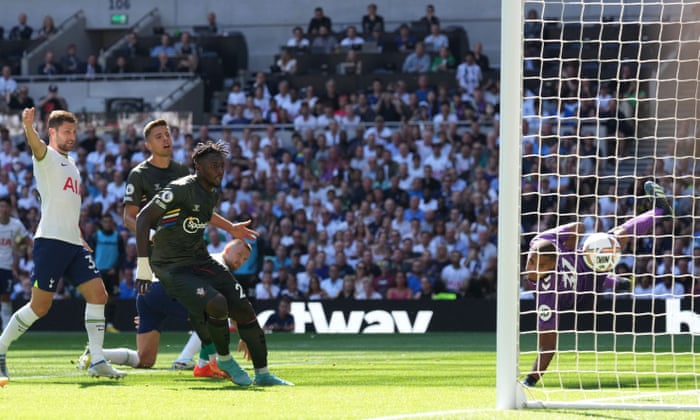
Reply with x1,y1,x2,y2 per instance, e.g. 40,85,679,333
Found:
522,180,673,387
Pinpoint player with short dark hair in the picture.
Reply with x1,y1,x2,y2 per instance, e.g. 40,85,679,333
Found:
522,181,673,387
135,141,292,386
0,108,125,380
123,118,257,373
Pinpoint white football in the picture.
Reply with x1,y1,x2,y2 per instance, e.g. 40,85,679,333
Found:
581,232,622,272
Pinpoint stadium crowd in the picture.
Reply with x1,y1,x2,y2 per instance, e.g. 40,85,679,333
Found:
0,3,692,315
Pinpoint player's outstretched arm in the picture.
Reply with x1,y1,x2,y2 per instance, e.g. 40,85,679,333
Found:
209,213,259,242
21,108,47,160
525,330,557,386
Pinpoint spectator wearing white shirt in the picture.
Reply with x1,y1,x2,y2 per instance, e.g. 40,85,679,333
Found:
340,26,364,49
226,81,246,106
286,26,310,49
0,65,18,111
356,277,382,300
432,102,458,130
364,115,392,143
456,51,483,100
440,250,470,294
86,138,108,174
315,105,337,129
274,80,292,111
321,264,344,298
256,270,280,300
423,142,451,180
423,23,449,53
653,276,685,299
633,274,654,299
293,102,318,133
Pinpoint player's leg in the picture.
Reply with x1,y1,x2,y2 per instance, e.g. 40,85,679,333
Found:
609,180,672,249
72,247,125,379
523,330,557,387
0,239,62,378
133,331,159,368
216,271,293,386
155,264,250,385
0,269,14,331
173,332,201,369
100,269,120,333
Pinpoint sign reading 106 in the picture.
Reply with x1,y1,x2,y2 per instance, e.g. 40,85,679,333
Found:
109,0,130,10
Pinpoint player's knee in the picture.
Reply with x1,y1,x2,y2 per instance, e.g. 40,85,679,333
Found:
137,350,157,368
205,294,228,320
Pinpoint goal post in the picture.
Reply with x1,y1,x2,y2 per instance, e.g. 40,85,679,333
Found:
497,0,700,411
496,0,525,411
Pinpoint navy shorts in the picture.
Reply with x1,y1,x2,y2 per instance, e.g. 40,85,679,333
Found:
32,238,101,292
0,269,12,295
136,281,189,334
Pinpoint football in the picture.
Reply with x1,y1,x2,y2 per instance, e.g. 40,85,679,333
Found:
581,232,622,272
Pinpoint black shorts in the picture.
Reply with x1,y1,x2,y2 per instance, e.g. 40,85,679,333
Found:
100,269,120,296
0,269,12,295
152,259,249,318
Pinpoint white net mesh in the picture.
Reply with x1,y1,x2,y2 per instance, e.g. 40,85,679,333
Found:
517,0,700,408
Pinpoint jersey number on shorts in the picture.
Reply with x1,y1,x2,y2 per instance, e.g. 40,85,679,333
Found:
235,282,246,299
84,254,99,275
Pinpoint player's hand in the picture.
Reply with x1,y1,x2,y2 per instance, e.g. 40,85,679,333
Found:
21,108,35,127
237,339,251,361
229,219,260,242
133,316,140,328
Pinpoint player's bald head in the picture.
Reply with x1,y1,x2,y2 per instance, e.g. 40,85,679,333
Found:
222,239,252,271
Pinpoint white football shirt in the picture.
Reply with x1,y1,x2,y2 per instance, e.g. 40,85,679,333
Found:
0,217,28,270
33,146,83,245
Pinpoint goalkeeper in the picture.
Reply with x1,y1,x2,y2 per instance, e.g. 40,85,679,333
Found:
522,181,673,387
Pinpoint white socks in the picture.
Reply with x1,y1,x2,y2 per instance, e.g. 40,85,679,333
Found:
0,301,12,331
178,332,202,362
84,303,106,364
0,304,39,354
103,348,140,368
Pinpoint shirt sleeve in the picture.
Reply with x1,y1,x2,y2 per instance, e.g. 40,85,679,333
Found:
124,169,143,206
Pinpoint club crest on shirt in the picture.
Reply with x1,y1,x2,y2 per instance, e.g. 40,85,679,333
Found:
538,304,552,321
196,287,206,297
192,204,200,212
183,216,207,234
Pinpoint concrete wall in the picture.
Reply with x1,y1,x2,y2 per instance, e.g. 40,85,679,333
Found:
19,78,198,113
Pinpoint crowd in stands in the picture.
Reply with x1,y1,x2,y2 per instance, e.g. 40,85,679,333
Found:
0,4,691,308
0,4,505,304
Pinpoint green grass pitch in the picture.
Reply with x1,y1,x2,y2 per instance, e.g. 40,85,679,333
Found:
0,331,698,419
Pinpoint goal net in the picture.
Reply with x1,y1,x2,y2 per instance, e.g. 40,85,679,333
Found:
497,0,700,411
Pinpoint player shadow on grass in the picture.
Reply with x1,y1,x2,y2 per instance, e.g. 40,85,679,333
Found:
170,377,265,391
547,410,631,419
562,375,693,390
77,381,126,388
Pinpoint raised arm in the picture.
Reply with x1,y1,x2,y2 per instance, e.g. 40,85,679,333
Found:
21,108,48,160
